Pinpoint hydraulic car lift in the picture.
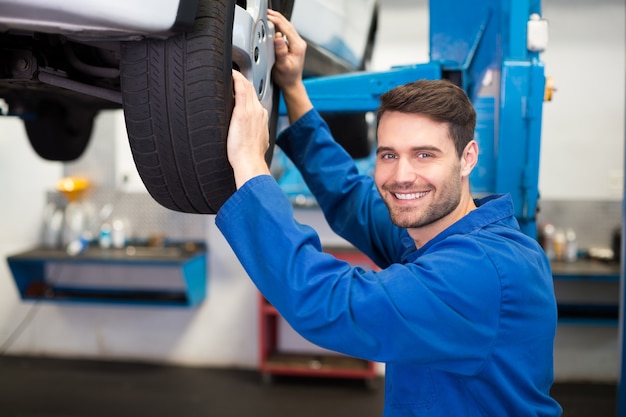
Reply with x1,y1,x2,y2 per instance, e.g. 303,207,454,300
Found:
281,1,625,415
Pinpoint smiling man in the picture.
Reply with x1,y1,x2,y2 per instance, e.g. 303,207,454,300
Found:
216,11,562,417
375,82,479,248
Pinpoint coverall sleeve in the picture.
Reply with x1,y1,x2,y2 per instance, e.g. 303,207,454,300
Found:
216,176,500,375
276,110,404,268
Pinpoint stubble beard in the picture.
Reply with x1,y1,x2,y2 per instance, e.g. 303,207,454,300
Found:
382,175,462,229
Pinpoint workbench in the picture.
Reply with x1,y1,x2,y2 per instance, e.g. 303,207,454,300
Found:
551,259,620,326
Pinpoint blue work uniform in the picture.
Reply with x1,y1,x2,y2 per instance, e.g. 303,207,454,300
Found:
216,110,562,416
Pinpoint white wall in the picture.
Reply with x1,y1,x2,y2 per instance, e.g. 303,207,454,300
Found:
0,0,624,382
0,118,61,353
540,0,625,200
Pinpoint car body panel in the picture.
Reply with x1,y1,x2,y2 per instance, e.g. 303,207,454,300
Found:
0,0,197,38
291,0,377,71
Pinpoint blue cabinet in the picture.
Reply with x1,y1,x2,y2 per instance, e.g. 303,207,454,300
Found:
7,244,207,307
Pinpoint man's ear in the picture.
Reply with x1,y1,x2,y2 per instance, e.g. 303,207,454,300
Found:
460,140,479,177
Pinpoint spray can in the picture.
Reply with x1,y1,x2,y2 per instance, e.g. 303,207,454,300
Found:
542,223,556,260
553,229,566,261
565,228,578,262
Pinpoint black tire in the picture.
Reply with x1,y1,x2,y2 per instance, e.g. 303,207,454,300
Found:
22,100,95,161
121,0,289,214
120,0,293,214
121,0,236,214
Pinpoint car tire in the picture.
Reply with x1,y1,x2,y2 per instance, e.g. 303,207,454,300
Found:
121,0,287,214
22,100,96,161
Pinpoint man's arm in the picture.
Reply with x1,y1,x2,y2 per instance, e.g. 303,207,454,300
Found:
267,9,312,124
216,182,499,371
268,11,403,265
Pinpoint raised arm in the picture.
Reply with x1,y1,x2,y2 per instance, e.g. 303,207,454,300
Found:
267,9,312,124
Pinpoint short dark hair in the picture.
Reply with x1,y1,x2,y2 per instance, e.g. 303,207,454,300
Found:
376,79,476,157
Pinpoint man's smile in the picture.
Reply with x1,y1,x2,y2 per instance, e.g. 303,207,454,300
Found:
393,191,430,200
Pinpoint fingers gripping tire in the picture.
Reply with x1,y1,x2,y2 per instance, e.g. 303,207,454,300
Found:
121,0,251,214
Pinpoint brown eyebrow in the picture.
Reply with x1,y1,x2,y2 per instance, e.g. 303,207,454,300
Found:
376,145,443,155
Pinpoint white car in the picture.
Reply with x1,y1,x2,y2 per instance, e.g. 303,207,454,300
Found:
0,0,377,213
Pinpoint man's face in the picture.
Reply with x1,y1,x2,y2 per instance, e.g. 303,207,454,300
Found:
374,111,464,230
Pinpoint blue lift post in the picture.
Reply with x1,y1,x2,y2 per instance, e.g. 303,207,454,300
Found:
284,0,546,239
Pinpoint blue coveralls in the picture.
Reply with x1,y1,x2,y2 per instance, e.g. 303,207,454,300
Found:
216,109,562,416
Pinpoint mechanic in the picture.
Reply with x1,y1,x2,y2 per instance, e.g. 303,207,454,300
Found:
216,10,562,417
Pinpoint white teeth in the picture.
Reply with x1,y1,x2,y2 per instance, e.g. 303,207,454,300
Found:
394,191,428,200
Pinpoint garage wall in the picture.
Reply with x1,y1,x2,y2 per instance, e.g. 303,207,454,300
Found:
539,0,625,201
0,0,624,382
0,118,61,355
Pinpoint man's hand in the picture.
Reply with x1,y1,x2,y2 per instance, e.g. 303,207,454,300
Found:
227,70,272,189
267,9,305,91
267,9,313,123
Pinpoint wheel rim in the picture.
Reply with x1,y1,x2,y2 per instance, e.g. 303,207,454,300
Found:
232,0,275,116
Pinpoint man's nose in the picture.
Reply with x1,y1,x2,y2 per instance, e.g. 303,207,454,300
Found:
394,157,416,183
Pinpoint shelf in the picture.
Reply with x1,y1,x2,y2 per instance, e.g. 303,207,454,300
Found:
260,298,279,315
261,352,374,378
7,243,207,307
552,259,620,325
551,259,620,282
557,303,619,326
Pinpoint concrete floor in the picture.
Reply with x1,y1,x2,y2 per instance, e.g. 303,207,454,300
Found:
0,356,618,417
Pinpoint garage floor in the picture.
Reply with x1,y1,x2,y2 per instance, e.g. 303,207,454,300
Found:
0,355,618,417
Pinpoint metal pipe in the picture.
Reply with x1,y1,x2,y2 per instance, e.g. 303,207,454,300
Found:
37,70,122,104
63,45,120,79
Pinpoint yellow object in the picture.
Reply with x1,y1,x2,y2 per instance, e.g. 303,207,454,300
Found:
56,177,90,201
544,76,556,102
